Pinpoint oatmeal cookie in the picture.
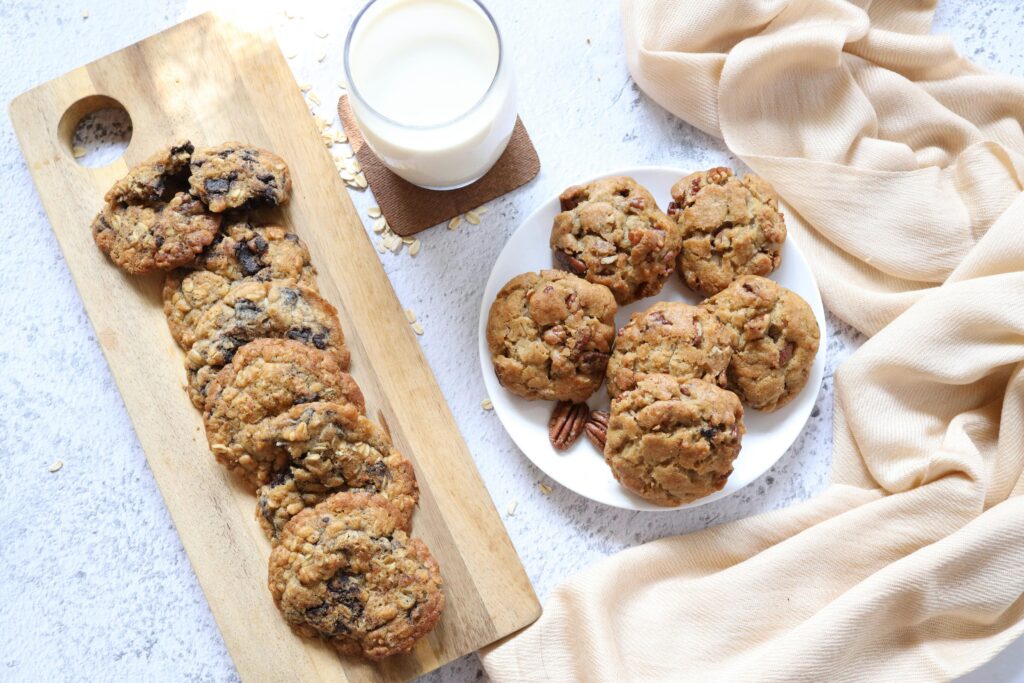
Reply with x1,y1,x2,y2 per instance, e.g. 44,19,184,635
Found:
606,302,732,398
550,176,681,305
268,492,444,660
189,142,291,212
253,402,418,539
486,270,617,402
703,275,819,411
184,281,349,409
204,339,364,485
163,223,317,349
669,167,786,297
605,374,744,506
92,191,221,275
104,140,193,205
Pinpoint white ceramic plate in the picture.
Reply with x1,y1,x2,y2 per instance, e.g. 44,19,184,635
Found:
478,167,827,510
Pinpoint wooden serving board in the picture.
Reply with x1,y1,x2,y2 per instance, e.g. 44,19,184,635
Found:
9,12,539,682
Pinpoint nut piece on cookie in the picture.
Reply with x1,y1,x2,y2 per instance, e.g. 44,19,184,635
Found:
551,176,681,305
669,167,786,297
189,142,292,212
703,275,819,412
606,301,732,398
486,270,617,402
203,339,365,487
268,492,444,660
253,402,418,539
605,374,744,506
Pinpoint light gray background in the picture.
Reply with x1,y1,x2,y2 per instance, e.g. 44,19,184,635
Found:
1,1,1021,680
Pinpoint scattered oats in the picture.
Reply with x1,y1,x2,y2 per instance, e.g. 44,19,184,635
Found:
375,240,386,253
465,210,481,225
368,207,382,219
384,233,403,252
350,159,363,173
481,398,493,411
315,29,329,38
474,204,489,214
313,114,328,129
600,255,618,264
339,146,354,159
81,9,89,19
412,322,425,335
307,91,321,106
538,483,553,495
447,216,462,230
340,170,355,182
286,50,298,60
402,237,414,245
317,50,327,63
409,239,421,256
355,172,368,189
72,146,86,158
48,460,64,473
372,217,388,233
506,499,518,516
298,82,312,92
404,308,417,323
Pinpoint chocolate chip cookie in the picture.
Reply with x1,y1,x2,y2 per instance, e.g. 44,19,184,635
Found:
550,176,681,305
669,167,786,297
189,142,292,212
253,402,418,540
104,140,193,205
486,270,617,403
184,281,349,409
606,302,732,398
268,492,444,660
163,223,318,349
703,275,819,411
605,374,744,506
204,339,364,485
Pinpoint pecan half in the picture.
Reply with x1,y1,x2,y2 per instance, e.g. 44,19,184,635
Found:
549,401,589,451
585,410,609,452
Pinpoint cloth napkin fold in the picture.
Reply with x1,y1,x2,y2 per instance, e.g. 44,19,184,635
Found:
482,0,1024,680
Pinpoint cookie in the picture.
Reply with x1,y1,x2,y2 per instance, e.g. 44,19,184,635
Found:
703,275,819,411
268,492,444,660
605,302,732,398
253,402,418,539
163,223,317,349
669,167,786,297
204,339,365,486
104,140,193,205
605,374,744,506
189,142,291,212
92,191,221,275
184,281,349,409
486,270,617,402
550,176,681,305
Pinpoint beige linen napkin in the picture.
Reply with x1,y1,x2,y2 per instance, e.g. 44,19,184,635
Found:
482,0,1024,680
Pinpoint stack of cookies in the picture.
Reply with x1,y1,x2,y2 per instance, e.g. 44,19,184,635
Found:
91,141,443,660
487,169,820,507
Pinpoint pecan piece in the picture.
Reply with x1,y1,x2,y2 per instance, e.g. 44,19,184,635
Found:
585,410,609,452
549,401,589,451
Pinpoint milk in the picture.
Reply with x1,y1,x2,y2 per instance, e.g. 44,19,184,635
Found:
345,0,517,189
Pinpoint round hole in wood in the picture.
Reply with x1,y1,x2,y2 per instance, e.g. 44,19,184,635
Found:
57,95,133,168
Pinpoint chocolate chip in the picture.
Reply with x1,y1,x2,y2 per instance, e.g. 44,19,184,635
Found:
700,427,717,440
251,234,269,253
234,299,261,317
235,242,263,276
280,287,299,305
327,575,364,619
154,235,164,248
204,178,230,195
311,332,328,350
305,602,329,618
217,149,234,159
169,142,194,156
240,149,257,162
365,461,389,483
284,233,299,243
288,327,312,344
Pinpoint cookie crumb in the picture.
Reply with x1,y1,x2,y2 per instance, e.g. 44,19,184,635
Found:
538,483,553,495
465,210,481,225
372,217,388,233
404,308,417,323
481,398,493,411
48,460,64,473
412,322,425,336
307,91,321,106
506,499,518,516
447,216,461,230
81,9,89,19
368,207,382,219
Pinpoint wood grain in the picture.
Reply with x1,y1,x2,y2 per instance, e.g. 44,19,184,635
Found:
9,12,539,682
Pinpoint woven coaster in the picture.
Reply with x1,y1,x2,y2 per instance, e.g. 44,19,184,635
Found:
338,95,540,236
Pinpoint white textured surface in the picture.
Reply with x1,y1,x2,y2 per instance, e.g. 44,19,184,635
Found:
0,1,1021,681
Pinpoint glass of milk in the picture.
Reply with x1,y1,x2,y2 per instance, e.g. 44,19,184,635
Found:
344,0,517,190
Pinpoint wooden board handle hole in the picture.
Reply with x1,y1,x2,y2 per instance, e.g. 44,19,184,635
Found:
57,95,133,168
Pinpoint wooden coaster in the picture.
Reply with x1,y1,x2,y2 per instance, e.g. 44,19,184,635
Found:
338,95,540,236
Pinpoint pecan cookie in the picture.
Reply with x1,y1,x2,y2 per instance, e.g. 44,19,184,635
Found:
268,492,444,660
92,191,221,275
550,176,681,305
703,275,819,411
669,167,786,297
163,223,317,349
204,339,364,485
605,374,744,506
184,281,349,409
189,142,291,212
606,302,732,398
486,270,617,402
253,402,418,539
